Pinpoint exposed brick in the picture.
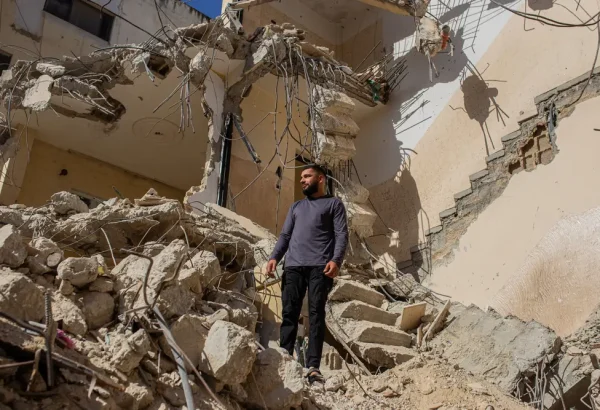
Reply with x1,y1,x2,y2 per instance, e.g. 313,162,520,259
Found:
524,155,536,170
538,135,551,151
539,149,553,165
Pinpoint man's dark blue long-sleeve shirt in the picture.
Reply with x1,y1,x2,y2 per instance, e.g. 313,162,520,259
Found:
270,195,348,267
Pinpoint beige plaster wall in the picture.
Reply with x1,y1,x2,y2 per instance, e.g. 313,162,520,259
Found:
359,1,600,262
18,140,184,206
424,96,600,336
228,74,308,234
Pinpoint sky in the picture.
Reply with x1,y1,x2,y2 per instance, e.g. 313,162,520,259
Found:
187,0,222,18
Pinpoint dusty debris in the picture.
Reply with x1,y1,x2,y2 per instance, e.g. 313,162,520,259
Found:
0,224,27,268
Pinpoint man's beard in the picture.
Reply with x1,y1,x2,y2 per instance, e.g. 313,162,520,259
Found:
302,181,319,196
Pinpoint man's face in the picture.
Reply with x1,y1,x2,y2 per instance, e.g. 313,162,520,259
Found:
300,168,322,196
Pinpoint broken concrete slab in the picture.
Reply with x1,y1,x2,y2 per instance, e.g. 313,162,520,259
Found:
0,269,44,322
0,225,27,268
199,320,257,385
243,348,304,410
315,133,356,165
29,237,63,268
79,291,115,329
89,277,114,293
350,321,413,347
544,352,594,409
57,257,100,287
345,202,378,239
331,300,398,326
432,304,561,393
351,342,416,369
397,302,427,331
50,191,89,215
329,279,385,307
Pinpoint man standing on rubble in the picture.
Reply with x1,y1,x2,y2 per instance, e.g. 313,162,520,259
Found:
266,164,348,384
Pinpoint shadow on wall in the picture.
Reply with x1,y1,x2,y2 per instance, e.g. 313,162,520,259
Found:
367,169,426,263
492,206,600,337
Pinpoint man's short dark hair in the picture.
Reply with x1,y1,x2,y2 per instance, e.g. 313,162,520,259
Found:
303,164,327,176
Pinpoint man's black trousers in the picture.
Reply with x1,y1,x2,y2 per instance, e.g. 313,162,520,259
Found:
280,266,333,369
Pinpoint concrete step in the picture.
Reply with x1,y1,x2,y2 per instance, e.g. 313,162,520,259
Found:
347,321,413,348
351,342,416,369
329,279,385,307
330,300,398,326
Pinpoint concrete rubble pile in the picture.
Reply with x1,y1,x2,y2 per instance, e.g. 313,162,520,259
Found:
0,189,308,410
320,265,600,409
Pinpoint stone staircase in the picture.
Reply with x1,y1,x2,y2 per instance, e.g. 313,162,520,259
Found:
326,279,416,369
400,66,600,280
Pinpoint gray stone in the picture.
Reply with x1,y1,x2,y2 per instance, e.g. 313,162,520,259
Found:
57,257,99,287
433,304,561,393
329,279,385,307
0,225,27,268
50,191,89,215
501,130,521,143
243,348,304,410
543,352,594,409
425,225,443,236
52,293,87,336
199,320,258,384
486,149,505,163
80,292,115,329
0,270,44,322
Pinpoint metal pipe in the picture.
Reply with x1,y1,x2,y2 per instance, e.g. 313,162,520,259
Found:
217,113,234,207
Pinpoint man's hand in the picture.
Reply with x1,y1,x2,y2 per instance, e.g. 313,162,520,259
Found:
323,261,339,278
266,259,277,277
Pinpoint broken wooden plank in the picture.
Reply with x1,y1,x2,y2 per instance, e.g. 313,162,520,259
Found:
398,302,427,331
424,300,451,342
230,0,278,9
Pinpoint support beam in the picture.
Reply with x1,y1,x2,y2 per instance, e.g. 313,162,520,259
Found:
217,114,234,207
355,0,429,17
230,0,278,9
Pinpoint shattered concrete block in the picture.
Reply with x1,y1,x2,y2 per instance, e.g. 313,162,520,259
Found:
335,180,369,204
112,329,151,373
36,63,66,77
30,237,63,267
80,292,115,330
315,133,356,165
207,290,258,331
154,285,196,318
350,322,413,347
372,253,398,279
178,250,221,293
57,257,99,287
0,207,24,227
0,225,27,268
189,51,211,85
23,75,53,112
26,256,51,275
314,86,355,116
125,382,154,410
243,348,304,410
0,270,44,322
432,304,561,393
346,202,377,239
165,314,209,368
319,112,360,136
199,320,258,385
89,277,114,293
147,239,188,291
50,191,89,215
329,279,385,307
52,293,87,336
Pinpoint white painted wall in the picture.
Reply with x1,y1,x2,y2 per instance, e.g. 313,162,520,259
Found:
354,0,517,187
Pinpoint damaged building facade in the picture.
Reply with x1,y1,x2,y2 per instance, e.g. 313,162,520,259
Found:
0,0,600,409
